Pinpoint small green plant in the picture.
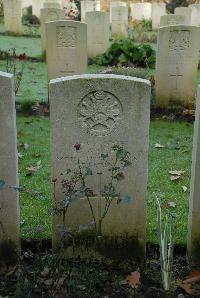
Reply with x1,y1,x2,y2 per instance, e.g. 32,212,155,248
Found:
52,144,133,240
155,193,175,291
2,48,26,94
91,38,156,68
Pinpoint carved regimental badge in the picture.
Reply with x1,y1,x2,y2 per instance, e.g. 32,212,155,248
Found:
78,91,122,136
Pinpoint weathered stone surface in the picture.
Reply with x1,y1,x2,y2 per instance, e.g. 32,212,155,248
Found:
174,7,192,25
0,72,20,262
86,11,110,58
32,0,45,18
155,25,200,107
130,3,152,21
50,74,151,257
81,0,95,21
188,86,200,265
110,1,127,22
189,4,200,26
152,3,166,30
41,8,65,52
160,14,187,26
111,6,128,37
3,0,22,34
43,1,61,9
46,20,87,80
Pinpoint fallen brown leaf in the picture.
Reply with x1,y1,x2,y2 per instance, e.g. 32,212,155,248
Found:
127,271,141,289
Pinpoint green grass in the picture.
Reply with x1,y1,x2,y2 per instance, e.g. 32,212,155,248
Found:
17,116,193,244
0,35,42,58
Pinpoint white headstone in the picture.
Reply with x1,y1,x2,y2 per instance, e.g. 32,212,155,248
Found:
152,3,166,30
81,0,95,22
130,3,152,21
160,14,187,26
3,0,22,34
32,0,45,18
46,20,87,80
189,4,200,26
174,7,192,25
155,25,200,107
110,1,127,22
41,8,65,52
188,86,200,265
0,72,20,262
21,0,32,9
50,74,151,257
86,11,110,58
111,6,128,37
43,2,61,9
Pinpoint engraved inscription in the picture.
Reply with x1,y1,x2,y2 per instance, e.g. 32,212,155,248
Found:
170,66,183,91
56,26,77,47
78,91,122,136
169,30,190,51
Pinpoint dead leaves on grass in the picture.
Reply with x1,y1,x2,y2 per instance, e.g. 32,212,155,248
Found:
127,271,141,289
179,269,200,296
169,170,185,181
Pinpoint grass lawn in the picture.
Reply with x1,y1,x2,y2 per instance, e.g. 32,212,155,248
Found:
17,116,193,244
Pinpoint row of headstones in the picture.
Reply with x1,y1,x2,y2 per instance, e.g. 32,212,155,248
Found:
41,8,129,59
43,19,200,108
1,68,200,263
130,3,200,29
2,0,63,34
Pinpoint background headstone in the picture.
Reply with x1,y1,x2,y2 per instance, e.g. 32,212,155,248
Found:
50,74,151,257
174,7,192,25
111,6,128,37
43,1,61,9
86,11,110,58
130,3,152,21
160,14,187,26
32,0,45,18
189,4,200,26
155,25,200,107
110,1,127,22
3,0,22,34
46,20,87,80
151,3,166,30
188,86,200,265
41,8,65,53
0,71,20,263
81,0,95,21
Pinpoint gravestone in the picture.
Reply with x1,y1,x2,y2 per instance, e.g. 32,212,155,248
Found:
0,72,20,263
50,74,151,257
41,8,65,53
81,0,95,21
43,2,61,9
110,1,127,22
32,0,45,18
155,25,200,107
3,0,22,34
152,3,166,30
130,3,152,21
188,86,200,265
94,0,101,11
86,11,110,58
160,14,187,26
189,4,200,26
111,6,128,37
46,20,87,80
174,7,192,25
